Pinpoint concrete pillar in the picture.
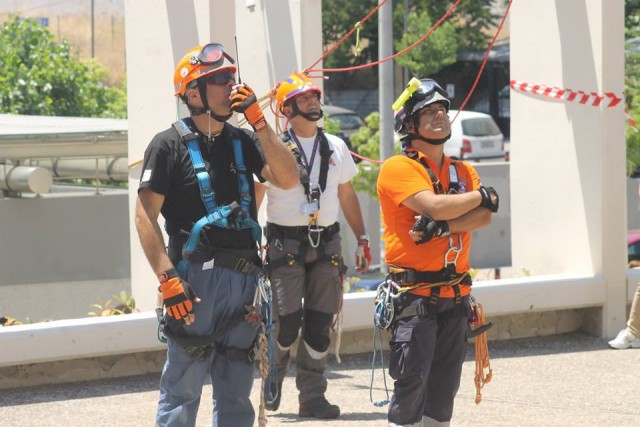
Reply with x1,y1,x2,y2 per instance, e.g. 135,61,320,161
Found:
125,0,322,310
510,0,626,336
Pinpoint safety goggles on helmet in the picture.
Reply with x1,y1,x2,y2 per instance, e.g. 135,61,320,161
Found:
195,43,236,67
206,72,236,86
394,78,451,136
174,43,237,96
408,79,450,115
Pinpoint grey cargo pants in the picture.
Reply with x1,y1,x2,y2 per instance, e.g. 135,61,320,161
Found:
266,231,343,405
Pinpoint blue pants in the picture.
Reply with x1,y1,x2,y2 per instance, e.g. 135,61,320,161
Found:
156,263,260,427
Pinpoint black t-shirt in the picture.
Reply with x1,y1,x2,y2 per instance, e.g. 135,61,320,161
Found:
139,121,266,251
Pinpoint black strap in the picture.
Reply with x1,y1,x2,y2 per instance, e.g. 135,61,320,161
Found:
389,267,471,285
280,128,333,194
264,222,340,241
163,314,248,361
404,150,460,195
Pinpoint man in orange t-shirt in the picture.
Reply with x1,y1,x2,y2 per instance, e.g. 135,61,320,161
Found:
377,78,499,427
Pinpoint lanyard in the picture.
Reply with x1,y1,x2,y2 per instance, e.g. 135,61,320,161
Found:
289,129,320,175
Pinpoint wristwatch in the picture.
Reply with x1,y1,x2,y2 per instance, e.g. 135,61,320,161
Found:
357,234,370,242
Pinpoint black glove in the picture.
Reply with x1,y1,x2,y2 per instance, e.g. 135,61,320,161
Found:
411,214,450,245
478,185,499,213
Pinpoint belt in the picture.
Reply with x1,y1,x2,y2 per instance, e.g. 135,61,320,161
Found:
389,267,472,286
264,222,340,241
168,244,263,276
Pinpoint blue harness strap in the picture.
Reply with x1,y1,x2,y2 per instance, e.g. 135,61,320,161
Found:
171,119,261,276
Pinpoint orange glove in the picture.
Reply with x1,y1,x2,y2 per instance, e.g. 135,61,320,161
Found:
158,268,199,323
355,235,372,273
230,83,267,132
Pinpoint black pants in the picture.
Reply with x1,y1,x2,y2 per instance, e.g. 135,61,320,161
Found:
387,293,469,425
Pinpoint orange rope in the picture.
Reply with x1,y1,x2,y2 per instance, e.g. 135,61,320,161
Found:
306,0,461,74
473,302,492,404
451,0,513,123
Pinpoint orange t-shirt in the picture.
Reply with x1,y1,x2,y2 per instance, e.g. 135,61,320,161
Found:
376,151,481,297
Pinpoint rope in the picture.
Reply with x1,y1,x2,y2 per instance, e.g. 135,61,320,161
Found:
306,0,461,74
305,0,390,72
333,308,344,363
473,301,492,404
391,271,470,294
451,0,513,123
257,322,269,426
369,326,390,407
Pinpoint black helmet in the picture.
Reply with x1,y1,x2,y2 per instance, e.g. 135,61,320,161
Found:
394,79,451,137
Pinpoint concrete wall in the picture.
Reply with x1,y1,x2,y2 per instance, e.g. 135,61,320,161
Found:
0,189,130,322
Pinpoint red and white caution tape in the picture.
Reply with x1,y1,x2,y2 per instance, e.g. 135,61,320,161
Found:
510,79,637,131
510,79,622,107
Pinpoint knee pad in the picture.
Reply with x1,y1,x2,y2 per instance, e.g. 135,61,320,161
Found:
277,309,303,348
303,309,333,353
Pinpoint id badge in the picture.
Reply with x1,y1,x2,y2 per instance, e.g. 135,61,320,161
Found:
300,200,319,215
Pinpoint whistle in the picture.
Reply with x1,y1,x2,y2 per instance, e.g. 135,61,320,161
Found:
392,77,422,112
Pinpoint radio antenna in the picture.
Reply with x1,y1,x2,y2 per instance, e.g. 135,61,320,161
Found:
234,36,242,84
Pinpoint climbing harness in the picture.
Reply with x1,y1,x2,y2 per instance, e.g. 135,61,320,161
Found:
280,128,333,248
171,118,262,277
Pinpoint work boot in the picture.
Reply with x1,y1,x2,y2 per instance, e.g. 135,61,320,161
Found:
299,396,340,419
264,380,283,411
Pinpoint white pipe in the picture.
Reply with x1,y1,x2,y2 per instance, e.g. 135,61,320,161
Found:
0,165,53,194
35,158,129,181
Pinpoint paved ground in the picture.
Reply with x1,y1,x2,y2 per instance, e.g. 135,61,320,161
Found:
1,332,639,426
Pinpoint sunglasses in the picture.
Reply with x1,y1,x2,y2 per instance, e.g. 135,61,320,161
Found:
197,43,236,66
206,72,236,86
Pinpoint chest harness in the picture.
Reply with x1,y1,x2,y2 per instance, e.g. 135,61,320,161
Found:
374,152,472,331
157,119,280,407
171,118,262,277
264,128,345,275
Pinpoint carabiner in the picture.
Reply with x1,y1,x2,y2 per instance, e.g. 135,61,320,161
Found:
444,234,463,269
308,223,322,248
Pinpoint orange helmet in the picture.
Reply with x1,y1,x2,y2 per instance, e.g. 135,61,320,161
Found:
274,72,322,113
174,43,237,96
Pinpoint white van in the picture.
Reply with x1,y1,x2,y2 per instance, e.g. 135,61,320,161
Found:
445,110,505,160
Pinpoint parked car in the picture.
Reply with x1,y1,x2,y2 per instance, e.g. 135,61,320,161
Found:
323,105,365,140
446,110,506,161
393,109,506,161
628,229,640,264
324,104,365,162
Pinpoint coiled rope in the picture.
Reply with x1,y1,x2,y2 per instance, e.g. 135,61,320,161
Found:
472,300,492,404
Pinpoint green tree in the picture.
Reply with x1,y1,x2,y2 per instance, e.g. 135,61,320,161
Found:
393,8,458,78
321,0,497,88
627,1,640,175
626,0,640,39
0,15,126,118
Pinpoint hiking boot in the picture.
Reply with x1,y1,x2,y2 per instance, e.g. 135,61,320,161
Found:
299,396,340,419
264,380,283,411
608,329,640,349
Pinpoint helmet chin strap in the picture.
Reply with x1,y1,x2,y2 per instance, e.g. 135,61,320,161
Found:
186,80,232,122
288,102,323,122
407,132,451,146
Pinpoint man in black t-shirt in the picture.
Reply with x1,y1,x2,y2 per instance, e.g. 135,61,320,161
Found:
135,43,297,427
